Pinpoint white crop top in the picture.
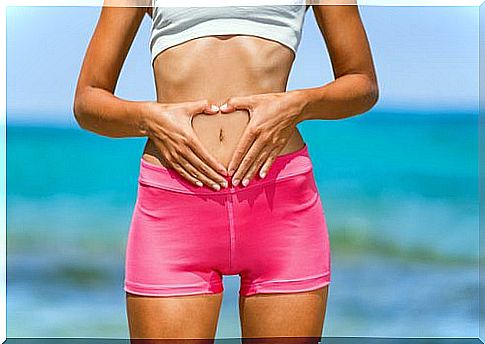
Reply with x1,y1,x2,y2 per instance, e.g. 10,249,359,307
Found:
150,3,310,65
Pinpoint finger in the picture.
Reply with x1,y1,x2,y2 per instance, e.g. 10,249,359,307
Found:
259,146,284,179
181,151,228,190
187,134,229,176
242,148,272,183
188,99,220,115
227,126,258,176
219,96,254,113
178,155,225,191
170,162,204,187
232,139,266,187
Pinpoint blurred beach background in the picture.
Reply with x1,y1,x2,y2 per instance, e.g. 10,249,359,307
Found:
6,5,480,339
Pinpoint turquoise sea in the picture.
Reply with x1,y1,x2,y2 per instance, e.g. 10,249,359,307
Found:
7,110,479,338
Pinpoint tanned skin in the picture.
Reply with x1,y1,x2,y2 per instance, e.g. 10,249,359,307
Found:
74,2,378,340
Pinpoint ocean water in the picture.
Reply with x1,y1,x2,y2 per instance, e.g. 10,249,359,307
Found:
6,111,479,338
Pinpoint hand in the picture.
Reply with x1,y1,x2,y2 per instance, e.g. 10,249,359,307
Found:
145,100,229,191
219,91,304,187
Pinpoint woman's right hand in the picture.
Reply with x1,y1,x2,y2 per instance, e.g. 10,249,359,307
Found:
144,100,229,191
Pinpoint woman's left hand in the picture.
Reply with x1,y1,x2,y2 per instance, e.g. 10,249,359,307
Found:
219,91,304,187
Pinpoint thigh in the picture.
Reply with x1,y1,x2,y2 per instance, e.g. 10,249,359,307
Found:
239,286,329,341
126,291,223,340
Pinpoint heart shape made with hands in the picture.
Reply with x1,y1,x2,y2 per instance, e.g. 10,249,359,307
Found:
190,101,251,175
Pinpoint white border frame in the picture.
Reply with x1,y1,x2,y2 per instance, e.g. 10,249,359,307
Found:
3,1,484,343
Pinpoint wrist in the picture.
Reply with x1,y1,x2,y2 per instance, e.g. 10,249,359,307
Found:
139,101,160,138
286,89,311,124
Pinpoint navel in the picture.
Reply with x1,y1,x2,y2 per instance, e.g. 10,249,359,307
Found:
219,128,224,143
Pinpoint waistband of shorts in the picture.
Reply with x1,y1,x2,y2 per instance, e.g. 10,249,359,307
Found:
138,143,313,195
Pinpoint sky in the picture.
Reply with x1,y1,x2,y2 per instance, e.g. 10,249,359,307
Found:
6,5,479,126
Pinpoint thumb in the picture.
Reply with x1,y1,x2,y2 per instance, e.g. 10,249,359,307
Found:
220,96,253,113
188,100,220,115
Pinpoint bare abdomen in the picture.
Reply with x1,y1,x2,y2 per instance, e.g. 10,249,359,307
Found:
142,35,305,169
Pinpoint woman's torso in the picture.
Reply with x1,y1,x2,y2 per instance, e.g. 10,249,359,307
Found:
142,33,306,169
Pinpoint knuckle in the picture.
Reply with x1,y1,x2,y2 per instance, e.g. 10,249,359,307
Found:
252,126,262,135
260,133,271,143
247,126,257,136
173,146,184,156
186,164,196,173
241,155,252,165
169,147,180,157
195,172,207,181
165,154,175,165
186,136,195,146
256,153,266,164
195,173,206,181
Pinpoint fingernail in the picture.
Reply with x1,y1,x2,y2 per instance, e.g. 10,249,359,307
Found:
220,103,228,111
228,169,235,176
220,181,228,188
232,178,240,187
242,178,250,187
211,104,220,112
212,184,221,191
260,171,267,179
196,181,203,187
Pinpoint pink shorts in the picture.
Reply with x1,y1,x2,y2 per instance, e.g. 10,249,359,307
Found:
124,143,331,297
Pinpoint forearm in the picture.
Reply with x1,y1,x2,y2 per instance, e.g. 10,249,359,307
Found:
291,73,379,123
73,85,155,138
